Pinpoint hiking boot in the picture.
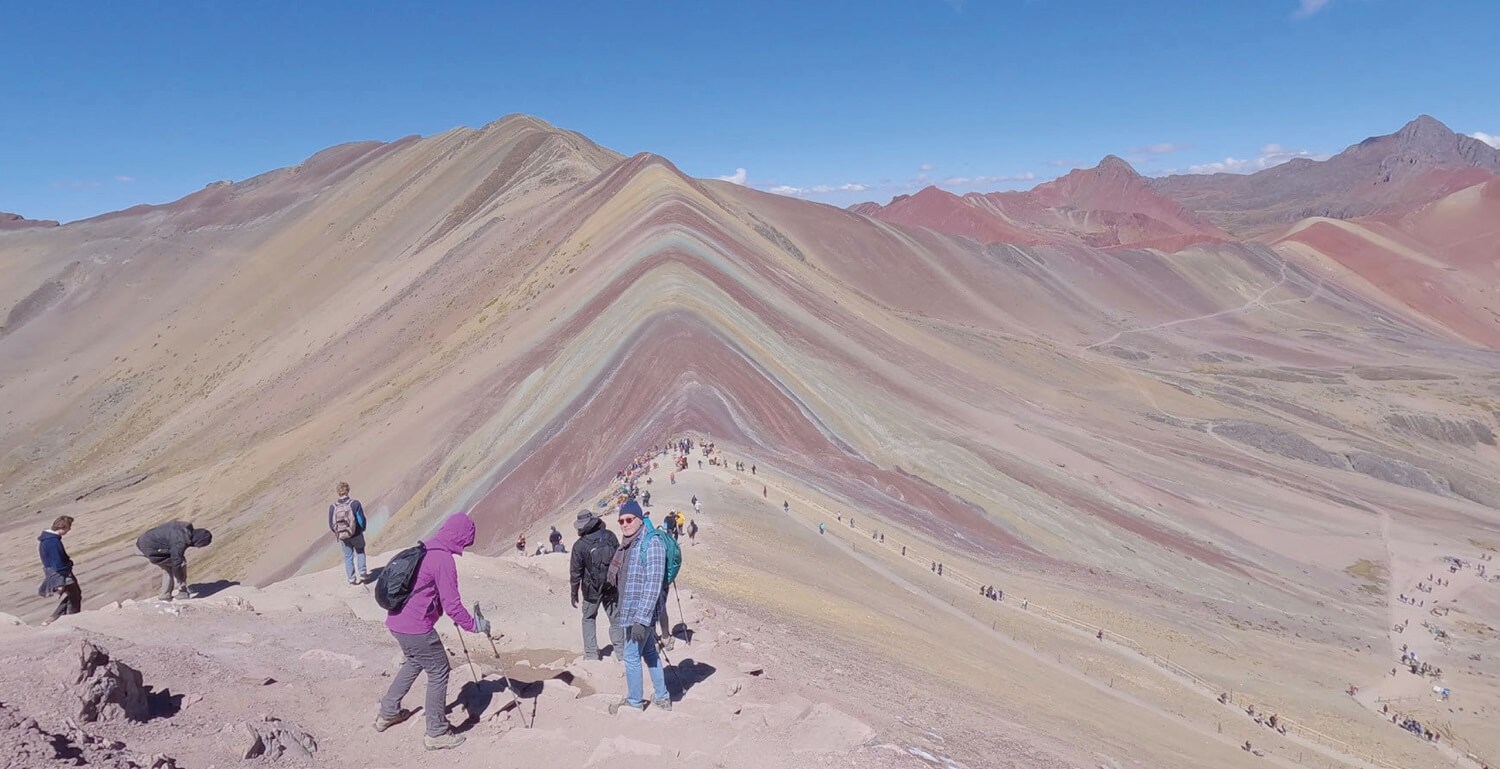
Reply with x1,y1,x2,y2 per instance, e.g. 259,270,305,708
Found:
423,732,465,751
653,697,673,711
608,697,645,715
372,708,413,733
583,653,602,662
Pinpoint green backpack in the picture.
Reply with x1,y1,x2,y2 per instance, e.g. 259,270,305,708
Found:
638,526,682,586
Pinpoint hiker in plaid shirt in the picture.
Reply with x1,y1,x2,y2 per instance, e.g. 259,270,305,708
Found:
606,501,671,713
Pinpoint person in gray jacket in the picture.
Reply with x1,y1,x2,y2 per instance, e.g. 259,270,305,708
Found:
135,521,213,600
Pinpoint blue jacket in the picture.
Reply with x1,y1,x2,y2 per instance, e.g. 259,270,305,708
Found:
39,531,72,573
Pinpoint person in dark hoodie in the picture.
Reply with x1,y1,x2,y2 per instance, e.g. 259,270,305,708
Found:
38,515,80,624
375,512,490,751
570,510,622,660
135,521,213,600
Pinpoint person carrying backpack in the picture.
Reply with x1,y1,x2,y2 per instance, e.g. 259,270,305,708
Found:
663,511,680,540
375,512,491,751
570,510,622,660
606,503,671,714
549,526,565,553
38,515,81,624
135,521,213,600
329,481,369,584
688,518,698,545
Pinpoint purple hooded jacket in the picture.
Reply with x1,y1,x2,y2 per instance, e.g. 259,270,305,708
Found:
386,513,479,635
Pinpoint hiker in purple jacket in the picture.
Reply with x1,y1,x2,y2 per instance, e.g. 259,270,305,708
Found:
374,512,490,751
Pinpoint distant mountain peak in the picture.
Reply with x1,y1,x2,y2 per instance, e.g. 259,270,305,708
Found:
0,211,61,231
1095,154,1140,176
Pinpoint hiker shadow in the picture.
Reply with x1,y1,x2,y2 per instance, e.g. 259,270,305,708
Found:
189,580,240,598
146,687,183,721
365,566,385,583
669,658,716,698
449,679,519,733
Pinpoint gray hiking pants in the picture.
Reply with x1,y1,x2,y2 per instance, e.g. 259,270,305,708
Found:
381,630,451,737
155,562,187,597
581,596,623,658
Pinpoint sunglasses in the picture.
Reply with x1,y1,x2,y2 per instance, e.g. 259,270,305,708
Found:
618,516,639,524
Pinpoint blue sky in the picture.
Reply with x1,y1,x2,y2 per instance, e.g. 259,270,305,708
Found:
2,0,1495,223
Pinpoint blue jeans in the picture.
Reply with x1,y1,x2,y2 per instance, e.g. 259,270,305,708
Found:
623,627,669,707
341,534,367,581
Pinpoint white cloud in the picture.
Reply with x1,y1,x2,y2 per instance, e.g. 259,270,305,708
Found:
940,172,1036,186
767,185,807,196
919,163,934,172
1295,0,1330,17
114,175,136,183
839,183,868,192
1184,144,1327,175
1131,142,1190,156
716,168,747,185
1470,132,1500,149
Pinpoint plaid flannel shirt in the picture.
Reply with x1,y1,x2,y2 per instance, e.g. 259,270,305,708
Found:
618,532,666,628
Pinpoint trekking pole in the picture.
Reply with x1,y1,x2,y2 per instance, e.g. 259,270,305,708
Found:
658,637,684,698
474,603,529,728
672,583,690,645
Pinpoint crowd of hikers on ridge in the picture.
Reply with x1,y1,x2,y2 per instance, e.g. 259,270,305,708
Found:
35,438,714,750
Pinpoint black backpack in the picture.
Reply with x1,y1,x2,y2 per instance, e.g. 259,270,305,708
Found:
582,531,618,594
375,543,426,613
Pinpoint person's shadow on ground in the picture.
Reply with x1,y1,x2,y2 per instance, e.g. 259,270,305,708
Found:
667,658,716,699
189,580,240,598
448,679,522,732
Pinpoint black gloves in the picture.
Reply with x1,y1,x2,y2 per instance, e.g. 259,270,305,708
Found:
628,623,649,645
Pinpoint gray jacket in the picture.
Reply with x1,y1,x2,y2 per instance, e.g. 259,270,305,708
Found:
136,521,211,568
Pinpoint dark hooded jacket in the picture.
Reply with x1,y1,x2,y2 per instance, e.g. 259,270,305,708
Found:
135,521,212,568
570,518,620,603
38,531,72,574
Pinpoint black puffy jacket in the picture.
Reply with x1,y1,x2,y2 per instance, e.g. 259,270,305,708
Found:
569,522,620,603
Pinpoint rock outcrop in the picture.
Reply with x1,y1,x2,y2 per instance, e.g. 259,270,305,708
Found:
74,641,150,724
1383,413,1496,446
238,716,318,761
0,702,176,768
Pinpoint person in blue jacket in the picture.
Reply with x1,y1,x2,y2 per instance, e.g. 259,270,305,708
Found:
38,515,81,624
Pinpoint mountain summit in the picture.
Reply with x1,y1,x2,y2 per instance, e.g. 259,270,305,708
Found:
1152,114,1500,236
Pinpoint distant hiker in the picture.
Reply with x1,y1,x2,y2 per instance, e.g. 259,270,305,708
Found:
693,498,701,515
571,510,623,661
837,513,842,522
819,523,826,535
1097,629,1104,641
936,563,942,576
762,485,767,498
135,521,213,600
687,519,698,545
535,544,546,557
607,504,672,714
663,511,681,540
669,472,676,485
751,464,756,475
38,515,80,624
690,495,697,508
516,534,527,555
879,533,884,543
376,512,490,751
329,482,369,585
783,501,790,514
901,546,906,556
549,526,565,553
642,490,651,507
